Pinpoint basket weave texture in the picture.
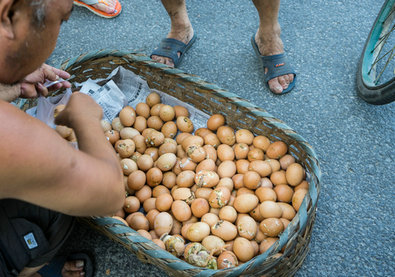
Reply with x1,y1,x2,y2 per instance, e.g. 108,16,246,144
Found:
21,50,321,277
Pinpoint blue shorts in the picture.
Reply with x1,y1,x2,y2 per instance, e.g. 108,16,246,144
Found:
0,199,75,276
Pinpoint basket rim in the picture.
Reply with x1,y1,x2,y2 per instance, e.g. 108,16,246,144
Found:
59,49,322,276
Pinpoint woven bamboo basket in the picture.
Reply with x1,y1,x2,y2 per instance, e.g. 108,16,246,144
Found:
19,50,321,276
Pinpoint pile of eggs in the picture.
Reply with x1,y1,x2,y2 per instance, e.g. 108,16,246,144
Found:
57,92,309,269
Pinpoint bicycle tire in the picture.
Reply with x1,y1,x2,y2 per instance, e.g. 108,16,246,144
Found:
356,0,395,105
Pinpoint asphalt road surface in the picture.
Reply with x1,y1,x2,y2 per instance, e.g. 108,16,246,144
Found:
49,0,394,276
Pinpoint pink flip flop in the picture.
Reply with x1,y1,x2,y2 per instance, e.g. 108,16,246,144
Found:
73,0,122,19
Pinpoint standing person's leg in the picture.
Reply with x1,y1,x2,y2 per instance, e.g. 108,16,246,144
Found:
252,0,296,94
151,0,195,67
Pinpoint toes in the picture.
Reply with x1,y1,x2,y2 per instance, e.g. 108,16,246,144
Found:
268,78,284,94
277,76,289,90
63,260,84,271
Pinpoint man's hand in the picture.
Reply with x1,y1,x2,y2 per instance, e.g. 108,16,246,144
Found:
55,92,103,129
20,64,71,98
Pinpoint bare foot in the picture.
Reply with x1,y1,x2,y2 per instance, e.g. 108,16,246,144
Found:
255,28,294,94
61,259,85,277
151,25,194,67
91,0,118,14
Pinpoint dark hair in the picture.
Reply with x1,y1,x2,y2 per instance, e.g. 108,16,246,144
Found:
28,0,47,27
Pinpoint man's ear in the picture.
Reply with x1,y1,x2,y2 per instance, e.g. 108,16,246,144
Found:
0,0,16,39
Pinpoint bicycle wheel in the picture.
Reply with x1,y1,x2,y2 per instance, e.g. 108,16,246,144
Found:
357,0,395,105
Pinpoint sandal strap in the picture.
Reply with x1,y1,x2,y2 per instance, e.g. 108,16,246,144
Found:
77,0,99,5
151,38,188,65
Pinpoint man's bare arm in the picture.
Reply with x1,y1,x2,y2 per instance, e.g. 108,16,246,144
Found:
0,94,124,216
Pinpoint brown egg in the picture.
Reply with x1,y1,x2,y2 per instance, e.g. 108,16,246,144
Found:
112,216,128,226
123,196,140,214
120,158,138,175
120,127,140,140
186,145,206,163
156,153,177,172
136,154,154,171
279,154,296,170
161,121,178,138
161,172,176,189
236,187,254,196
208,186,231,209
176,116,194,133
259,218,284,237
274,184,294,203
195,159,216,174
180,223,192,238
175,132,192,145
146,91,161,107
255,187,277,202
232,174,244,190
211,220,238,241
183,216,198,225
202,235,226,256
217,144,235,161
178,157,197,171
145,167,163,187
176,170,196,188
217,251,238,269
173,105,189,118
195,128,213,138
172,188,195,204
216,126,236,146
152,185,169,198
203,133,221,148
286,163,305,186
136,102,151,118
234,143,249,160
218,206,238,223
147,115,163,130
259,201,283,218
236,215,257,240
119,106,136,127
155,193,173,212
133,116,147,132
137,229,152,240
292,188,308,211
277,203,296,221
203,145,217,161
235,129,254,145
217,161,237,178
158,105,175,122
150,103,163,116
100,119,112,132
266,141,288,159
127,170,146,191
194,170,220,188
295,180,309,191
132,134,146,154
260,177,273,189
259,237,278,254
154,212,173,237
143,198,157,213
249,206,264,222
146,209,159,229
252,135,270,152
249,160,272,177
126,212,149,231
243,171,261,190
233,237,255,262
115,139,135,158
144,128,165,147
111,117,124,132
270,170,288,186
182,135,204,150
170,219,182,235
159,141,177,156
201,213,219,227
135,185,152,203
145,147,159,161
236,159,250,174
217,177,234,192
194,188,213,200
153,239,166,249
191,198,210,218
233,194,259,213
176,145,187,159
207,114,226,131
187,222,210,242
149,230,159,240
171,200,192,222
247,148,264,161
55,125,72,139
254,229,267,243
266,159,281,172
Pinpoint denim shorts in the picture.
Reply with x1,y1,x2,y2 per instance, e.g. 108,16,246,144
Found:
0,199,75,276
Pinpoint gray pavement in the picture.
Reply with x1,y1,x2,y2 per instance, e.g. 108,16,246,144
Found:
50,0,395,276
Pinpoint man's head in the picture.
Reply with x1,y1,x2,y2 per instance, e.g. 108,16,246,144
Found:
0,0,73,84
